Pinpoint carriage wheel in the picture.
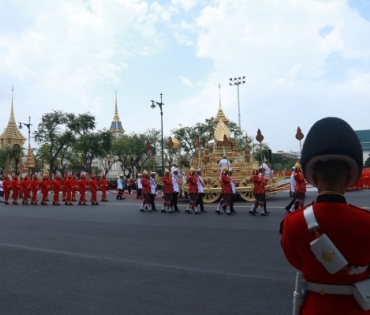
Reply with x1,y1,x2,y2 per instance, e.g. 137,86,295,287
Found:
203,177,221,203
238,176,255,202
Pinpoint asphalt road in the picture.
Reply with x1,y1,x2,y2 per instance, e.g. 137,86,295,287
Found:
1,190,369,315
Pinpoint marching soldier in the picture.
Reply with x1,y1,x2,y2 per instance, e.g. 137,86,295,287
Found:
149,172,158,211
249,167,269,216
293,162,306,210
140,170,151,212
78,173,88,205
171,168,180,212
11,174,20,205
40,174,50,205
3,174,11,205
52,174,61,205
162,169,173,213
21,174,31,205
30,174,39,205
196,168,206,213
71,174,78,201
89,174,99,205
216,167,233,215
186,167,200,214
99,173,109,202
281,117,370,314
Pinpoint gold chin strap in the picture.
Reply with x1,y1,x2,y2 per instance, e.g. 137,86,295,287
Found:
317,191,345,197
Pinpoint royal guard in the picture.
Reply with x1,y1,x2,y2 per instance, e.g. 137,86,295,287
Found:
71,174,78,201
140,170,151,212
3,174,12,205
30,174,39,205
11,174,20,205
65,173,73,205
162,169,173,213
99,173,108,202
89,174,99,205
293,162,306,210
216,167,233,215
61,174,68,201
249,167,269,216
171,168,180,212
21,174,31,205
39,174,50,205
281,117,370,315
78,173,88,205
52,174,61,205
186,167,199,214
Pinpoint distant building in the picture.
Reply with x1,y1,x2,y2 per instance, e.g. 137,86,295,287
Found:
355,130,370,164
274,150,300,160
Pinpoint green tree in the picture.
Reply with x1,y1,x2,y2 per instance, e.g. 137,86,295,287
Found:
34,110,74,179
0,146,12,175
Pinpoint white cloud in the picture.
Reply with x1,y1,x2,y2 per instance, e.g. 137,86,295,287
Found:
179,75,193,86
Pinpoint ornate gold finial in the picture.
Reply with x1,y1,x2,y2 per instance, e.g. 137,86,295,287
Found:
213,84,230,125
219,84,221,109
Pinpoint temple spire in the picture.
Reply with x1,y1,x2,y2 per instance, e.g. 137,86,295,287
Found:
0,86,26,147
213,84,230,125
113,90,120,122
219,84,221,109
109,90,125,137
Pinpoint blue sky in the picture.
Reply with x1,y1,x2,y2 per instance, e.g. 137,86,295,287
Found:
1,0,370,153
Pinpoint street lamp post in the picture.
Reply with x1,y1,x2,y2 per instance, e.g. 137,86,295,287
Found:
18,116,35,174
151,93,164,174
229,76,246,129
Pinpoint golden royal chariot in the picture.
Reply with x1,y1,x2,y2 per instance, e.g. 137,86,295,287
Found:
177,103,287,203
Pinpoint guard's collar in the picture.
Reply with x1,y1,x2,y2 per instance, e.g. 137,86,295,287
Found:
316,193,347,204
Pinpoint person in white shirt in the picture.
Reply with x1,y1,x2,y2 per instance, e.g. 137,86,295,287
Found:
149,172,158,211
196,168,206,213
219,155,230,179
116,175,126,200
285,167,297,213
171,169,180,212
136,174,143,199
171,163,178,174
261,159,272,178
0,176,4,202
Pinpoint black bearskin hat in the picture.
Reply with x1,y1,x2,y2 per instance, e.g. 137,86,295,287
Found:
301,117,363,187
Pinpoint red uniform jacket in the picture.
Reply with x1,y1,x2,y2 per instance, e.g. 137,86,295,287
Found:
65,179,73,192
70,178,78,191
89,179,98,192
99,178,108,190
21,179,31,194
252,174,265,195
79,179,87,192
11,179,20,192
3,179,11,192
52,179,61,192
162,175,173,194
141,177,150,194
187,174,198,194
282,200,370,314
31,179,39,192
294,171,306,194
221,174,232,194
40,179,50,191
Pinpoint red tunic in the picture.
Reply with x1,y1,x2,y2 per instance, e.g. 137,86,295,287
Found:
3,179,11,202
89,178,98,202
39,179,50,203
187,174,198,194
78,179,87,203
282,202,370,315
141,177,150,194
162,175,173,194
21,179,31,200
252,174,265,195
11,179,20,201
294,172,306,194
99,178,108,200
221,174,232,194
52,179,61,202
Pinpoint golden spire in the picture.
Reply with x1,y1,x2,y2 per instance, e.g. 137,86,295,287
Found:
25,143,35,169
0,86,26,147
213,84,230,125
113,90,120,122
109,90,125,137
